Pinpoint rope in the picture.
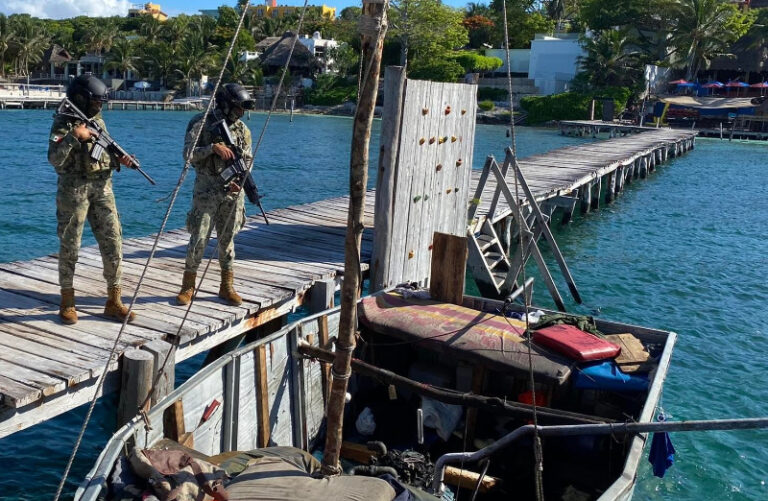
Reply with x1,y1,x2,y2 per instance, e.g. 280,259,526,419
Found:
501,0,517,157
502,1,543,499
52,4,254,500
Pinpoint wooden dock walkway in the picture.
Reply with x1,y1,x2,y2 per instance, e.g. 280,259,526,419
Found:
0,127,695,439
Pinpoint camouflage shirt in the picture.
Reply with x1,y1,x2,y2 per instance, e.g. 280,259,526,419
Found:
48,112,118,177
183,112,253,176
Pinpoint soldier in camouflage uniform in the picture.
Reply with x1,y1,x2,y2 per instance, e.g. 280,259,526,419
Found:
48,75,136,325
176,83,254,307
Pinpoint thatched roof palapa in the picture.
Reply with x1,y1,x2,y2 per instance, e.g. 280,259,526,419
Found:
259,31,319,72
42,45,72,66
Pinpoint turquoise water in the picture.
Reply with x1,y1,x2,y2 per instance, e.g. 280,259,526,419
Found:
0,110,765,499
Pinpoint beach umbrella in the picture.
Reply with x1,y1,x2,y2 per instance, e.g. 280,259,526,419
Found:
676,82,696,87
701,82,724,88
669,79,688,85
133,81,151,90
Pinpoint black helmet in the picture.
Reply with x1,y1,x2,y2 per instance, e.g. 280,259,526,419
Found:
67,75,109,117
215,83,255,117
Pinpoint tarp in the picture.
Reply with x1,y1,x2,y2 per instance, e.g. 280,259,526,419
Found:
358,291,574,383
660,96,757,109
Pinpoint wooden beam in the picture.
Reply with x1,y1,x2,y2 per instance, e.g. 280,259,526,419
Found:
255,344,271,448
429,232,468,305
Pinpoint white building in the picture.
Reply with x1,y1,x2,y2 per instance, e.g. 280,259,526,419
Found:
527,33,584,95
298,32,339,73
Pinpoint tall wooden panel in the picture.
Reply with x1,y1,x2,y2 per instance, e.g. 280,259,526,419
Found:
372,67,477,290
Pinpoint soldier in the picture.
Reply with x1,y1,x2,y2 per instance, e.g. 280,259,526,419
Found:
176,83,254,307
48,74,136,325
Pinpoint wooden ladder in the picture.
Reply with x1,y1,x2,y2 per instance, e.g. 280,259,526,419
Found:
467,149,582,310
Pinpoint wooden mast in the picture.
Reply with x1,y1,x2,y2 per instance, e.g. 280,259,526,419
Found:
322,0,389,474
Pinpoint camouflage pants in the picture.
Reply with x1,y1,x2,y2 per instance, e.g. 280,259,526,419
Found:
185,172,246,273
56,174,123,289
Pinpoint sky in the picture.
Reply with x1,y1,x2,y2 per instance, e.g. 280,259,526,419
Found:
0,0,471,20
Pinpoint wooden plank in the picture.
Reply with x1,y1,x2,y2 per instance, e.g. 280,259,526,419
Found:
429,233,467,305
254,344,271,448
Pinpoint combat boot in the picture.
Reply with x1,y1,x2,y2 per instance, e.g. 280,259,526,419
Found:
59,288,78,325
104,286,136,323
218,269,242,306
176,271,197,305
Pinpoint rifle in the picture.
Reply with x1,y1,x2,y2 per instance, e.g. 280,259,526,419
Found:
209,114,269,225
56,98,156,185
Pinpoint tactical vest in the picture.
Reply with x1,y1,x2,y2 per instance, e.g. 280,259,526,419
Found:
50,113,114,177
189,114,250,176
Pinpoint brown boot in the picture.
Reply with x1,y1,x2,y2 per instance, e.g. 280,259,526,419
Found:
218,269,242,306
104,286,136,323
176,271,197,306
59,288,78,325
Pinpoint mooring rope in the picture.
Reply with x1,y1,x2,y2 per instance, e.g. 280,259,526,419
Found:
501,0,544,499
52,3,254,500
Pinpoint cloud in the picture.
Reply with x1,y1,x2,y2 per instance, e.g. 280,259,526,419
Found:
0,0,133,19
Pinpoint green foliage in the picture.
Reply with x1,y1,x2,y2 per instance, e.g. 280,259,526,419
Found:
478,100,495,111
575,29,643,91
304,74,357,105
408,58,466,82
388,0,469,66
452,51,502,73
520,87,632,124
477,87,508,101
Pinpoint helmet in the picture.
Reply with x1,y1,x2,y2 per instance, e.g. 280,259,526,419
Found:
67,75,109,117
215,83,254,121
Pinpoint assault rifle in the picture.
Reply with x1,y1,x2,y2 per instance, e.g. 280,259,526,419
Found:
209,113,269,225
56,98,156,185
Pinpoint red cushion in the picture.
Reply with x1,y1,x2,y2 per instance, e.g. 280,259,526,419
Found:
532,324,620,362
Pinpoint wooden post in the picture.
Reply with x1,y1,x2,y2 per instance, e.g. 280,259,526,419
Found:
323,0,388,475
141,340,175,405
254,344,271,448
591,177,601,210
589,99,595,120
429,232,468,305
371,66,406,292
579,183,591,214
117,349,154,428
605,172,615,204
309,278,335,313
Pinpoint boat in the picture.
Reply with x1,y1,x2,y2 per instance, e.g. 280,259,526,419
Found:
76,287,676,500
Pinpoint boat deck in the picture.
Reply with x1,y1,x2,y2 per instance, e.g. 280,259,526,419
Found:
0,128,696,438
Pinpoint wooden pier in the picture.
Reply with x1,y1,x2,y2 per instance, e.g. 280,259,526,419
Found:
0,96,201,111
559,119,660,137
0,127,695,439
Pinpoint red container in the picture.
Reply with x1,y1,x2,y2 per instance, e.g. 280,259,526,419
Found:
532,324,621,362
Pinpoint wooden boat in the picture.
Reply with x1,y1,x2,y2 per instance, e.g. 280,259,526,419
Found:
76,291,676,500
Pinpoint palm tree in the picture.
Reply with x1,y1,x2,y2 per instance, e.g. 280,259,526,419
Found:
84,21,118,54
175,33,217,96
577,29,642,89
667,0,754,81
10,15,48,77
145,42,176,88
106,37,139,80
0,14,14,77
140,16,164,45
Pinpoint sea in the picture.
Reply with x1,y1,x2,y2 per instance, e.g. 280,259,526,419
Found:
0,109,766,500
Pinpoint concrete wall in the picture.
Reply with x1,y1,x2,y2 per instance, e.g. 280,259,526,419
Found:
528,34,584,95
484,49,530,75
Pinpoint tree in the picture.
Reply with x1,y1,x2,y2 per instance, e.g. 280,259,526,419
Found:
0,15,13,77
575,29,642,90
83,20,118,53
10,15,48,77
666,0,754,81
140,15,164,44
463,14,495,49
145,42,176,88
489,0,555,48
106,37,139,80
389,0,468,70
